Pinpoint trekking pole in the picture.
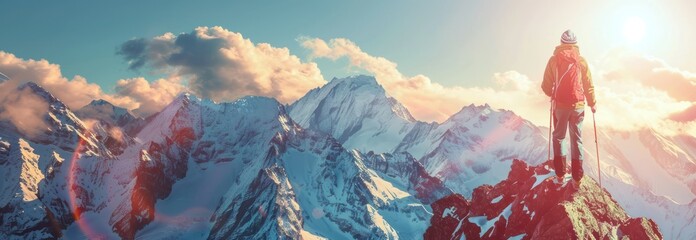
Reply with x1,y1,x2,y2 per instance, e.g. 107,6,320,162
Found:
548,100,554,161
592,111,601,188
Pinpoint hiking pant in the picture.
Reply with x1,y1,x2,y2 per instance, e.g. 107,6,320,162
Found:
553,106,584,161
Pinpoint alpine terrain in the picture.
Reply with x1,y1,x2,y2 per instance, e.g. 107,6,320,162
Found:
0,76,686,239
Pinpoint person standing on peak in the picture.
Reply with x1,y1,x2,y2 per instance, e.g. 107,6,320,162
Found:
541,30,596,183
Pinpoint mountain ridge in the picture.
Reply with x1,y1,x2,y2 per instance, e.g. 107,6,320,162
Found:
0,78,680,239
288,75,694,239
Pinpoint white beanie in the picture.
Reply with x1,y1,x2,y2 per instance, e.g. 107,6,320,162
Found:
561,30,577,44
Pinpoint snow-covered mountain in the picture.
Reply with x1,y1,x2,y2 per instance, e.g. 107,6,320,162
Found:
580,128,696,239
289,75,694,239
0,76,686,239
289,75,420,154
0,82,450,239
1,82,116,239
75,99,145,137
75,99,142,131
289,75,548,196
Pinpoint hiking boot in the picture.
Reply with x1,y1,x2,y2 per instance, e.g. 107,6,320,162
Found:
553,155,567,178
572,159,583,182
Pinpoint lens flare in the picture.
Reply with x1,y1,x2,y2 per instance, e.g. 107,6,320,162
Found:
68,135,103,238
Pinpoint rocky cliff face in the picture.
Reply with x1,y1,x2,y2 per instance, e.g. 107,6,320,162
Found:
208,120,437,239
424,159,663,240
360,151,453,205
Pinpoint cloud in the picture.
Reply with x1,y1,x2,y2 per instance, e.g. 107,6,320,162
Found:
592,80,690,131
0,51,189,119
601,49,696,102
592,49,695,130
670,104,696,122
2,26,325,122
116,26,326,104
493,71,532,92
4,27,694,137
300,37,696,135
0,51,139,111
0,86,49,137
116,38,149,70
114,77,187,116
301,37,549,123
0,51,143,136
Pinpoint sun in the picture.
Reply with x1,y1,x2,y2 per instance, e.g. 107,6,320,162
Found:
623,17,646,45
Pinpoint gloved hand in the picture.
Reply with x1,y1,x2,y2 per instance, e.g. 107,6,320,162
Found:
591,105,597,113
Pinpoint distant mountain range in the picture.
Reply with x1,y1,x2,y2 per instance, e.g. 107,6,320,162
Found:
1,76,693,239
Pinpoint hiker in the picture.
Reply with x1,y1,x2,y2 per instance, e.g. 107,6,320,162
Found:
541,30,596,182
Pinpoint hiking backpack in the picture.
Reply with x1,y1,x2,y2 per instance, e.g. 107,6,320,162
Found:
553,51,584,104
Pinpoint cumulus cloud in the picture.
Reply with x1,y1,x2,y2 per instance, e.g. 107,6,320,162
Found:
0,85,49,137
3,27,694,137
0,51,138,111
1,26,326,123
301,37,550,123
593,49,695,130
494,71,533,92
0,52,138,137
600,50,696,102
114,77,187,116
116,26,326,104
0,51,188,121
300,37,696,135
670,105,696,122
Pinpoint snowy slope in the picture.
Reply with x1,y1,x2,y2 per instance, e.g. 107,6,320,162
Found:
290,76,547,196
0,82,115,239
288,75,422,154
74,99,146,139
579,128,696,239
3,77,696,239
211,118,436,239
0,83,446,239
75,99,142,130
63,94,298,239
0,138,56,239
414,104,547,196
359,151,453,205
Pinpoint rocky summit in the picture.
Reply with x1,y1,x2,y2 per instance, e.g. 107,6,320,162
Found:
424,159,662,240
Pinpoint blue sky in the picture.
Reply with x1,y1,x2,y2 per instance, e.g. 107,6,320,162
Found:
6,1,487,91
6,0,686,91
2,0,696,126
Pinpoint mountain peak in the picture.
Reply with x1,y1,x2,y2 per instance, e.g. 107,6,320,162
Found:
332,74,380,86
288,75,419,153
445,103,496,123
18,81,42,91
87,99,113,106
462,103,493,113
0,71,9,83
424,159,663,239
75,99,141,132
327,75,386,97
232,95,282,109
82,99,132,115
171,92,196,104
17,82,66,109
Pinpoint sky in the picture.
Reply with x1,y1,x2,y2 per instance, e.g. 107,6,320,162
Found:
1,0,696,134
